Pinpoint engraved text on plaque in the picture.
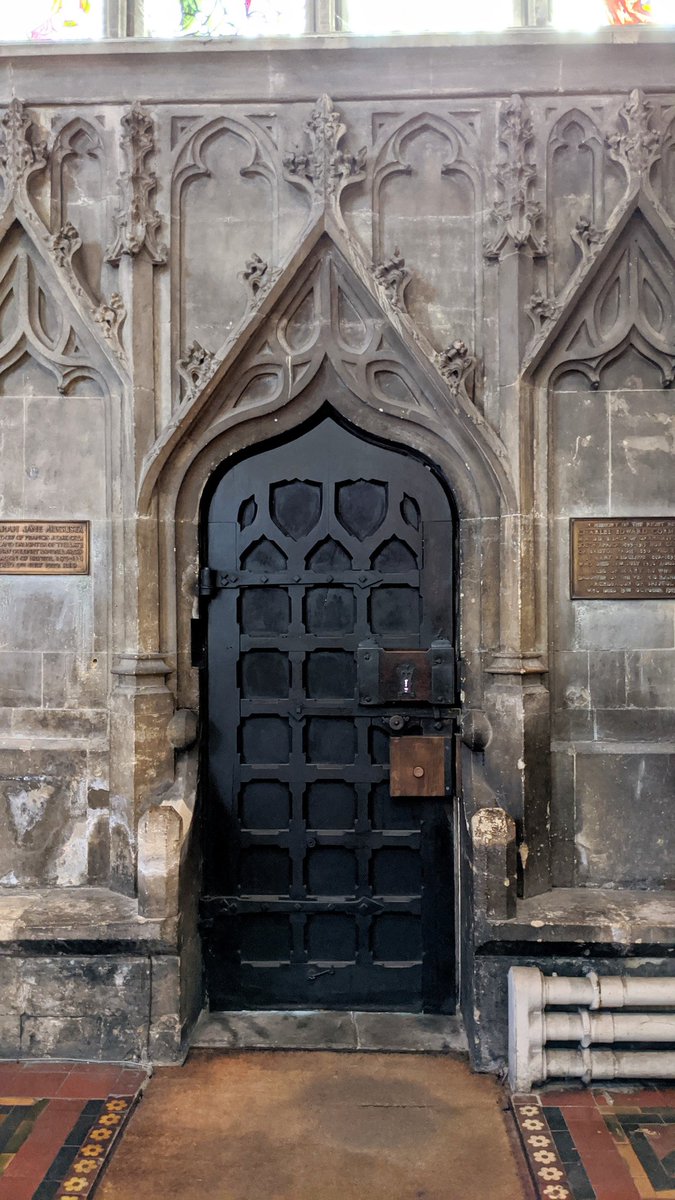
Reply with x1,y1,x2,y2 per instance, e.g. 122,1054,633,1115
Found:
0,521,90,575
570,517,675,600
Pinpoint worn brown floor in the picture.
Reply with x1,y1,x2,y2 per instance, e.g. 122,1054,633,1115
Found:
98,1050,534,1200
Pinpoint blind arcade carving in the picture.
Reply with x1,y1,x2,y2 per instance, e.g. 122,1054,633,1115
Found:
570,518,675,600
0,521,90,575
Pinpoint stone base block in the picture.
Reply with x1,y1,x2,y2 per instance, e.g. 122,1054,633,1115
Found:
0,953,183,1063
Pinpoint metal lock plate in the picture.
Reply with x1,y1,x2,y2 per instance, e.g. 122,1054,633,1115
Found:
389,736,447,797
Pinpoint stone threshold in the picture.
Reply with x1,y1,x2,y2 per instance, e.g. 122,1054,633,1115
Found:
191,1009,468,1054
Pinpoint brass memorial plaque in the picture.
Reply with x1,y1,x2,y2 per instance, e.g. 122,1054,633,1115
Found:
0,521,89,575
571,517,675,600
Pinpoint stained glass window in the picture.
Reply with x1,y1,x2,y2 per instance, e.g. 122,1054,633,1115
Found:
2,0,103,40
339,0,514,33
551,0,674,26
142,0,307,37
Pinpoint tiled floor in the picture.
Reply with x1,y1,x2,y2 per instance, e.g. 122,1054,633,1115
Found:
0,1061,147,1200
513,1086,675,1200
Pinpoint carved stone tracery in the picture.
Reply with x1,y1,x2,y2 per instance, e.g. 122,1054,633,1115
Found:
541,205,675,389
283,95,367,211
484,94,547,260
0,100,47,206
106,102,167,265
606,89,661,192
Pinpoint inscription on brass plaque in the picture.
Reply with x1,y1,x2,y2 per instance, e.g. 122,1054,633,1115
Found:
0,521,89,575
570,517,675,600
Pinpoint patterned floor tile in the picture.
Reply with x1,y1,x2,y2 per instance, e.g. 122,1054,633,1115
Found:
0,1062,146,1200
512,1087,675,1200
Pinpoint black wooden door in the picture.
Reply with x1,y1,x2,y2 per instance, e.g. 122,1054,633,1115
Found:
200,415,457,1012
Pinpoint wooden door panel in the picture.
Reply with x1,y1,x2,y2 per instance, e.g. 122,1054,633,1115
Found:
201,415,457,1012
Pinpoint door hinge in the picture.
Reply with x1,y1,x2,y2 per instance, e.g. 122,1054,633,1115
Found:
199,566,217,599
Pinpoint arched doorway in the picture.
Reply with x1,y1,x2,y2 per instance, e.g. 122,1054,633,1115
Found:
198,412,458,1013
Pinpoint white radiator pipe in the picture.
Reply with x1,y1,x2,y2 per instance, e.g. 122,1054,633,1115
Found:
544,1011,675,1045
545,1049,675,1081
508,967,675,1091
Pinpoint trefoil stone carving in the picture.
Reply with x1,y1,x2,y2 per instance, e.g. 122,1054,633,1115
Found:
484,94,547,260
0,99,47,204
50,222,82,268
239,253,281,307
370,247,411,311
178,341,216,400
526,289,561,335
93,293,127,355
606,89,661,189
283,95,366,209
106,103,167,265
435,340,477,398
571,215,606,262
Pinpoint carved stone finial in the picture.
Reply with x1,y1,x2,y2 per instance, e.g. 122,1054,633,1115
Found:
484,94,547,261
526,289,562,336
0,99,47,203
177,340,216,400
435,340,477,398
106,102,167,266
606,89,661,187
370,247,411,311
50,222,82,268
571,215,606,262
283,95,367,208
239,253,281,307
93,293,126,344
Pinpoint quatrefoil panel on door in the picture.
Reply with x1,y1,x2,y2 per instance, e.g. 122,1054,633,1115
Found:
270,479,322,539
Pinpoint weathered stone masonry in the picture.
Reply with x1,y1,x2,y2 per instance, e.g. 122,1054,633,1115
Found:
0,34,673,1067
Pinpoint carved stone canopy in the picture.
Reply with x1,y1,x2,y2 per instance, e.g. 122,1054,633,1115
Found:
525,191,675,388
140,219,513,521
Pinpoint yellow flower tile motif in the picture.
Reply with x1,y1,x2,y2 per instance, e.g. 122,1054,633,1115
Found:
72,1159,99,1174
542,1187,570,1200
61,1178,88,1194
106,1099,128,1112
81,1143,104,1158
99,1113,122,1126
90,1127,113,1141
519,1105,540,1117
523,1118,544,1130
528,1135,550,1147
533,1149,556,1164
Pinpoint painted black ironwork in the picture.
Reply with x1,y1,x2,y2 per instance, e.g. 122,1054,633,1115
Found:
200,414,457,1012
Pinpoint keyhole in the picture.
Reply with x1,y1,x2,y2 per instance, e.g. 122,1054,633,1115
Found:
397,662,415,698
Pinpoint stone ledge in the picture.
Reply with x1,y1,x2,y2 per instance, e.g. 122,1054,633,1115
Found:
485,887,675,950
0,887,176,954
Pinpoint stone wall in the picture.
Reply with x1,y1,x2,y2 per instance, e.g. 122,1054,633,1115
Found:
0,34,672,1064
